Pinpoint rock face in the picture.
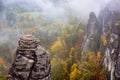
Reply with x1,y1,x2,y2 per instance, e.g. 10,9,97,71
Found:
99,2,120,80
83,12,101,52
7,34,51,80
83,0,120,80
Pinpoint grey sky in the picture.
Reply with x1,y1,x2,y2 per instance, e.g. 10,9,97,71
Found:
33,0,111,16
4,0,111,17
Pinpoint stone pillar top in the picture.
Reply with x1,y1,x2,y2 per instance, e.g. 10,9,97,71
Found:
18,34,40,50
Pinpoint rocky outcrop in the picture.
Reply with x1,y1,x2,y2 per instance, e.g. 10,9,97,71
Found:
7,34,51,80
96,0,120,80
83,12,101,52
84,0,120,80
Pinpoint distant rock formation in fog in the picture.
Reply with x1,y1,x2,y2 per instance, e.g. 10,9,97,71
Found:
83,12,101,52
84,0,120,80
99,6,120,80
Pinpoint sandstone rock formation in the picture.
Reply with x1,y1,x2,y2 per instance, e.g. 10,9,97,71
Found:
83,0,120,80
99,3,120,80
83,12,101,52
7,34,51,80
94,1,120,80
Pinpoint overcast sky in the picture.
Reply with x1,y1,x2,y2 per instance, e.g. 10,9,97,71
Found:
4,0,111,17
31,0,111,16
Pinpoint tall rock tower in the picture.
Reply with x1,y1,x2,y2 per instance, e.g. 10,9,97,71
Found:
7,34,51,80
98,0,120,80
83,12,101,52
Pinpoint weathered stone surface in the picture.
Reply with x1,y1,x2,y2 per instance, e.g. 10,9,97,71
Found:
83,12,101,52
7,34,51,80
98,1,120,80
83,1,120,80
